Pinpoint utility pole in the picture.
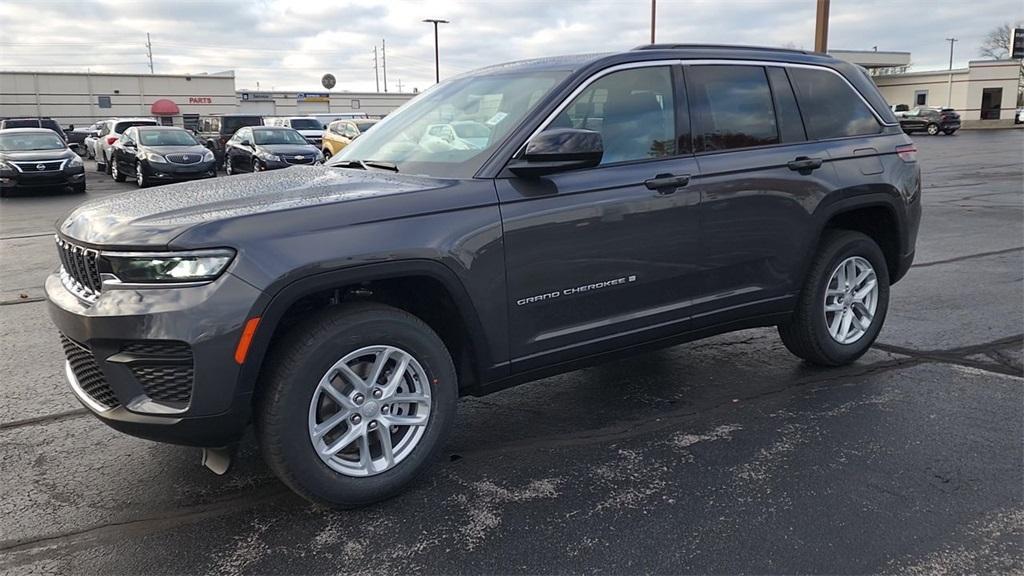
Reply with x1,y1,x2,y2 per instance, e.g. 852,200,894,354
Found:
423,19,449,84
945,37,958,107
814,0,830,53
650,0,656,44
372,46,380,93
381,39,388,93
396,78,404,92
146,33,154,74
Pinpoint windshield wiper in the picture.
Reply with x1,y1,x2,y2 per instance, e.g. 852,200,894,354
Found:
331,159,399,172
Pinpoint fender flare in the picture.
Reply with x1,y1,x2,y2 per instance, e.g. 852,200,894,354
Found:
234,259,496,397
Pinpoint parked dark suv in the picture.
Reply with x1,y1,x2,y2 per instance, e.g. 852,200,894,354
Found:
898,106,960,135
46,45,920,508
194,114,264,163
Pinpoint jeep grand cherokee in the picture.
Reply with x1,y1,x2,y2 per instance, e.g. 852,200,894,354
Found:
47,45,920,508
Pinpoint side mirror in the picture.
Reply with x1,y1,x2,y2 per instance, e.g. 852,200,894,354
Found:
124,141,136,148
508,128,603,177
240,139,252,147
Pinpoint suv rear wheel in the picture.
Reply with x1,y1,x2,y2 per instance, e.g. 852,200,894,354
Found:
778,230,889,366
111,159,125,182
926,123,940,135
257,303,456,508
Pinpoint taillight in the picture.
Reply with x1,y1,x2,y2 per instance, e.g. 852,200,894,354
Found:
105,135,118,145
896,143,917,163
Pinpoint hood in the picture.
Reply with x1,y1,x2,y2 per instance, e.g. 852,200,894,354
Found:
297,129,324,137
0,149,75,162
59,166,447,247
260,143,319,155
145,144,209,155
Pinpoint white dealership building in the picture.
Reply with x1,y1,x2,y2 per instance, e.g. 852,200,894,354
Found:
0,70,416,129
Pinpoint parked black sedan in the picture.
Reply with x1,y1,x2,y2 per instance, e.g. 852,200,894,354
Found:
898,107,960,135
110,126,217,187
0,128,85,197
224,126,323,174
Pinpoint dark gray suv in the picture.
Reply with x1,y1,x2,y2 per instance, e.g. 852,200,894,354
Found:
46,45,921,508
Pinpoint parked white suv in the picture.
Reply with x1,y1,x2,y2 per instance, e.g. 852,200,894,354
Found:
94,118,159,173
265,117,324,148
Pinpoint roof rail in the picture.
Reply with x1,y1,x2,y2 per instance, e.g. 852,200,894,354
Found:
633,43,812,55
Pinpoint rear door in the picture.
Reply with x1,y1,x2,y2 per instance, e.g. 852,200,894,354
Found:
498,63,703,368
685,64,839,324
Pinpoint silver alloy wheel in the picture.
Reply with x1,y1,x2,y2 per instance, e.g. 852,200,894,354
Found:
110,160,118,179
308,345,432,477
136,162,144,187
225,157,233,175
927,123,939,135
824,256,878,345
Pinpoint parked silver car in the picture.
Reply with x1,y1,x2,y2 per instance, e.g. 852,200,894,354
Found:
94,117,159,173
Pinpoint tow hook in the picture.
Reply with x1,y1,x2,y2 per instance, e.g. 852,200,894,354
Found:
201,444,238,475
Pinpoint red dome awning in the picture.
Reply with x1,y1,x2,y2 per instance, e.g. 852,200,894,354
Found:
150,99,180,116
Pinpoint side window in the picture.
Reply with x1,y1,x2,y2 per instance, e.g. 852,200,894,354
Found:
787,67,881,140
766,67,806,142
550,66,675,165
122,128,134,144
687,65,778,152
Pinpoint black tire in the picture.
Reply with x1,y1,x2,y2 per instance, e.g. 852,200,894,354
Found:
253,158,264,172
778,230,890,366
72,182,86,194
322,149,332,160
135,161,149,188
95,155,105,172
926,123,939,135
257,302,457,509
103,153,112,175
224,156,233,175
111,158,125,182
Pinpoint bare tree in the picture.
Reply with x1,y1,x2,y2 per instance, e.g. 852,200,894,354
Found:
979,22,1021,59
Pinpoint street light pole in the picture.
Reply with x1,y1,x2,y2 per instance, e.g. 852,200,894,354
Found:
650,0,656,44
422,18,449,84
945,37,958,107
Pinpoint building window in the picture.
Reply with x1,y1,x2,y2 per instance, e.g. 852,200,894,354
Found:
98,95,112,108
914,90,927,106
350,99,361,109
981,87,1002,119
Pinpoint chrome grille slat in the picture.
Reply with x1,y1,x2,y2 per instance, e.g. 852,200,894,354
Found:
165,153,202,165
11,159,66,172
55,236,101,302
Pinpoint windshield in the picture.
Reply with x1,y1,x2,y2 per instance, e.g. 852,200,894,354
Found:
0,132,65,151
355,121,377,132
139,130,198,146
290,119,323,130
327,70,569,178
253,128,309,145
115,121,157,134
223,116,264,133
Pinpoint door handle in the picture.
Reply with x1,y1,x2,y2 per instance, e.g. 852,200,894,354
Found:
644,173,690,193
787,156,824,172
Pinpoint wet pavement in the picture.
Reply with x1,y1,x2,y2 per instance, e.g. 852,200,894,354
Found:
0,130,1021,574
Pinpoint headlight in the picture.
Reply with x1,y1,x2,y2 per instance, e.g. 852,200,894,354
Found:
315,151,325,164
146,152,167,163
0,159,13,170
103,249,235,284
202,149,215,162
263,153,281,162
67,155,84,167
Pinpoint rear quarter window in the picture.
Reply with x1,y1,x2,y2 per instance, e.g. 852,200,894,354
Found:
687,65,779,152
787,68,881,140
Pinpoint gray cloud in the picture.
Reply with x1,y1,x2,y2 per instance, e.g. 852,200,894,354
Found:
0,0,1020,93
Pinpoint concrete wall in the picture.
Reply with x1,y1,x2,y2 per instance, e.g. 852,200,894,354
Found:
0,71,237,127
875,60,1021,124
237,91,415,117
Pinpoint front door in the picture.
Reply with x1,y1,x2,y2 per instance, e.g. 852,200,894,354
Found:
498,64,702,369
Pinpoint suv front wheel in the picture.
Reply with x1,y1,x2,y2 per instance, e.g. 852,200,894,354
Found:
778,230,890,366
257,302,456,508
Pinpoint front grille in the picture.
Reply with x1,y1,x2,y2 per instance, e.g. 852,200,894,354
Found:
284,155,314,165
11,159,66,172
60,334,119,409
55,236,102,301
121,340,194,405
165,153,202,165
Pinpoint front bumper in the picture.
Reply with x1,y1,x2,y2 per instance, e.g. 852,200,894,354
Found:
45,269,263,446
1,166,85,190
143,159,217,182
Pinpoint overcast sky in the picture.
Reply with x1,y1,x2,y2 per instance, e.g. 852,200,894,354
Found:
1,0,1021,93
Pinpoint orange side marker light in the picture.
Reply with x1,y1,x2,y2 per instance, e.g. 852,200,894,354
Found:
234,317,261,365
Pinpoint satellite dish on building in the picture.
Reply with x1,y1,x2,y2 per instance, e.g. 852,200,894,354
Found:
321,74,336,90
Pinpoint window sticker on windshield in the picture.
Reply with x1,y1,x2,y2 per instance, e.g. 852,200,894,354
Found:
485,112,508,126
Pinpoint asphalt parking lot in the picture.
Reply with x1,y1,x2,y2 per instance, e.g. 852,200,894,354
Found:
1,130,1022,575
